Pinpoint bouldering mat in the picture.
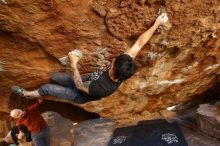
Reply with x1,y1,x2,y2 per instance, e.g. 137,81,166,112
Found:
108,119,188,146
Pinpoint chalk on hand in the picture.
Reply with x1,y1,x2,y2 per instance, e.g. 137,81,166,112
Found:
70,49,83,58
59,49,83,66
160,13,169,24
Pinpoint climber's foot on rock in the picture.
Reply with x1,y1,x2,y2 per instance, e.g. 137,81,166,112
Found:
11,85,25,96
11,85,38,99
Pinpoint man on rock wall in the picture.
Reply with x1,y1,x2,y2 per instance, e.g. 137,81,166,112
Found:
12,13,168,104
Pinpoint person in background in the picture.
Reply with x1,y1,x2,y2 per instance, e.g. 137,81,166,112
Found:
2,124,31,146
10,100,50,146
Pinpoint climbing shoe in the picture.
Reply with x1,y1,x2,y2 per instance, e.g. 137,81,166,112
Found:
11,85,25,97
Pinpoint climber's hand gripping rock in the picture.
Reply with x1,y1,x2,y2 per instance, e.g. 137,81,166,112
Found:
155,13,168,26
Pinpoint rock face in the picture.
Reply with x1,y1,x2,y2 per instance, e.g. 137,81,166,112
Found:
0,0,219,124
197,103,220,139
74,118,115,146
42,111,76,146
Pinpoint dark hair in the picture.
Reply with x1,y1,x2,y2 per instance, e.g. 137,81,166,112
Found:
114,54,137,81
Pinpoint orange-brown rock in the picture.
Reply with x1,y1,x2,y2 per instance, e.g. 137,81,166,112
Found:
0,0,219,124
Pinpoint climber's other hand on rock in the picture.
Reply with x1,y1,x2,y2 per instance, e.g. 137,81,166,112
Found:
155,13,168,26
68,52,79,68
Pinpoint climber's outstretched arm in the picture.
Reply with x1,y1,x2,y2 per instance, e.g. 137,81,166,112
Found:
68,52,89,94
126,13,168,59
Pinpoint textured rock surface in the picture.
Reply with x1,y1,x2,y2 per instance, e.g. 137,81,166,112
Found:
181,127,220,146
42,111,76,146
74,118,115,146
197,103,220,139
0,0,219,124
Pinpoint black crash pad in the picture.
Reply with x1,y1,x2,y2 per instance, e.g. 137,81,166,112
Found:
108,119,188,146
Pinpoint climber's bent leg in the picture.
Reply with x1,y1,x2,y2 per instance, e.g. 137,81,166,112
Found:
51,72,75,87
51,72,90,86
38,84,86,103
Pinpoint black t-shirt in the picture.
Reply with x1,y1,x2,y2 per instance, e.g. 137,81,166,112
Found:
88,66,121,98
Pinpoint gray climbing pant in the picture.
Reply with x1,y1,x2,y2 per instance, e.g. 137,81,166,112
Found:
31,126,50,146
38,73,91,104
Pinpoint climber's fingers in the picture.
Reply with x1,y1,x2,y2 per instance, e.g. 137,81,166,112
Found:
68,52,79,65
155,13,169,25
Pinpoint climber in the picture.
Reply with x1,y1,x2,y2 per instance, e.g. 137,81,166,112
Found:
2,124,31,145
11,13,168,104
10,100,50,146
